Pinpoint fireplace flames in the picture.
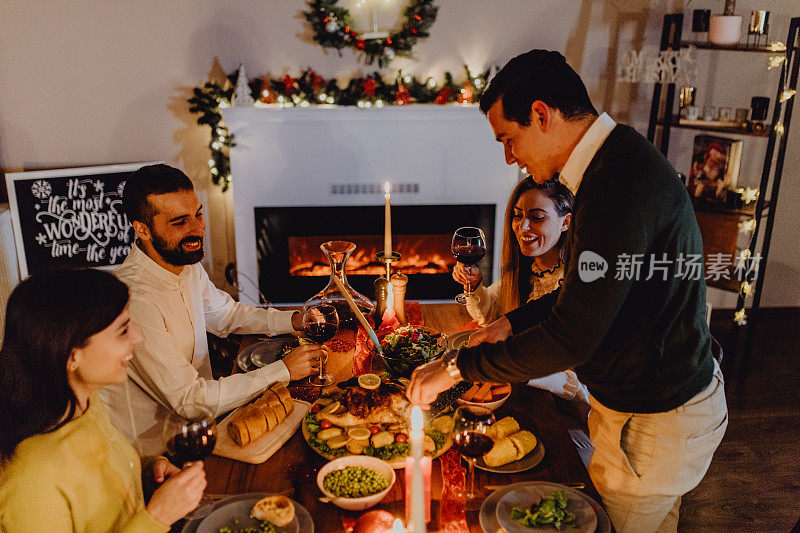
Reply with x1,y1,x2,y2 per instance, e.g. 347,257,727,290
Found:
288,235,456,276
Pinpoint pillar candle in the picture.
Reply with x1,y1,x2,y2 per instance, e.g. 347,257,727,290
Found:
408,406,427,531
404,456,431,525
384,181,392,256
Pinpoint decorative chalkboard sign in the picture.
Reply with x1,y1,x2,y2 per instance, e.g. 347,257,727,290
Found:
5,162,161,278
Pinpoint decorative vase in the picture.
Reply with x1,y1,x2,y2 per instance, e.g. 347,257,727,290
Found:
303,240,375,328
709,14,742,45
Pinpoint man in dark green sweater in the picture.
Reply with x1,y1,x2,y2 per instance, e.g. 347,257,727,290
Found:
407,50,728,532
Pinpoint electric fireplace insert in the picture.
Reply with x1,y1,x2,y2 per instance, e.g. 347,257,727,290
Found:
255,204,496,303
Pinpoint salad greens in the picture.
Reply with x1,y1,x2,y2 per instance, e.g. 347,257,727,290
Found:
218,519,276,533
510,490,577,530
379,326,444,377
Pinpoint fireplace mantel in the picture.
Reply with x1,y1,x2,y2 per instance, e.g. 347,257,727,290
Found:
222,105,519,303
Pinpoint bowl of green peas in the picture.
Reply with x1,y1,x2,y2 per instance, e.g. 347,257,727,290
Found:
316,456,396,511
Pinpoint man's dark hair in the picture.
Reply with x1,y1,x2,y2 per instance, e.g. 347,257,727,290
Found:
122,164,194,225
479,50,597,125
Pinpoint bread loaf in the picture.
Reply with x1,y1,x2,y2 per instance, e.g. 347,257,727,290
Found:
487,416,520,441
483,429,538,467
269,382,294,415
251,495,295,526
509,430,537,459
227,417,250,446
262,390,287,423
484,437,518,467
226,385,294,447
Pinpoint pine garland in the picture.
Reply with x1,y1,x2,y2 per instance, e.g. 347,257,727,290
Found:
188,66,491,190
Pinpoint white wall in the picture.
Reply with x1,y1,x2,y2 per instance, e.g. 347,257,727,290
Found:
0,0,797,307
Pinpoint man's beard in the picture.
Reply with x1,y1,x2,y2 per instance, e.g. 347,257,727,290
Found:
151,232,204,266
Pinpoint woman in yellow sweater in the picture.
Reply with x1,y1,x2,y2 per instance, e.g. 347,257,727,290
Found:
0,268,206,531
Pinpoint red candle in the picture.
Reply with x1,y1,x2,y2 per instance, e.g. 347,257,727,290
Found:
404,456,432,524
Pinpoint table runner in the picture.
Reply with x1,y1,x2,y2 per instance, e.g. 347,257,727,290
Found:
348,301,469,532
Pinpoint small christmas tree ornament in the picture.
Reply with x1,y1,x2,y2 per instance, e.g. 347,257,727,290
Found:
260,76,277,104
363,77,378,98
231,64,255,107
457,81,474,104
281,74,298,95
434,86,453,105
395,83,412,105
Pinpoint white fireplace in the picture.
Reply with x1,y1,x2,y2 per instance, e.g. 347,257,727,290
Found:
222,105,519,303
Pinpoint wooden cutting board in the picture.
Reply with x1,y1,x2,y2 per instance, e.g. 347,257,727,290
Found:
212,399,310,464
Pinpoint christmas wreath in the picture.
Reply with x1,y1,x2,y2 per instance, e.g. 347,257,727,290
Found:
303,0,438,67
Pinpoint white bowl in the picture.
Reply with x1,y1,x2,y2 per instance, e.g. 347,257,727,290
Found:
456,390,511,412
316,455,396,511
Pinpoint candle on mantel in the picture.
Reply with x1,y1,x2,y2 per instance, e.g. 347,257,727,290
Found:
408,406,427,532
384,180,392,257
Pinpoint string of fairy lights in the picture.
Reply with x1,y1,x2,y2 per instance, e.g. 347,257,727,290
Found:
188,65,491,191
732,39,796,325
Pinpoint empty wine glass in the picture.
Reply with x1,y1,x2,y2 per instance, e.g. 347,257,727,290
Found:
453,405,495,510
303,303,339,386
162,404,217,466
451,226,487,304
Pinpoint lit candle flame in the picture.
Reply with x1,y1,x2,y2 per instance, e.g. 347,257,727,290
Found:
385,180,391,195
392,518,403,533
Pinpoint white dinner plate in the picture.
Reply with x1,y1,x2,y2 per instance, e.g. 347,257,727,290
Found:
479,482,610,533
181,493,313,533
495,484,597,533
237,336,299,372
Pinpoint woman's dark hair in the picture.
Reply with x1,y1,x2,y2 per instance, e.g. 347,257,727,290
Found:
499,176,574,313
480,49,597,125
122,163,194,226
0,268,129,461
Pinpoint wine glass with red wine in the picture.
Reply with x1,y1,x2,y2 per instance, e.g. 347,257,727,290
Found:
303,303,339,386
451,226,487,304
453,405,495,510
162,404,217,466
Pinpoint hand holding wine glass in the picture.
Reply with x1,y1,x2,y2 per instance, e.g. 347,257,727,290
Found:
162,404,217,466
453,405,495,510
303,303,339,386
451,227,487,304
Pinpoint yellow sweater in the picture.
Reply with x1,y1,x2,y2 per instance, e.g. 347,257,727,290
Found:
0,392,169,532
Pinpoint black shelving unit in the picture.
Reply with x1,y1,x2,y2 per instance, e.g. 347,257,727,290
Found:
647,14,799,382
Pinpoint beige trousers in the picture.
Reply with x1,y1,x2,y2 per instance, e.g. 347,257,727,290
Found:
587,362,728,533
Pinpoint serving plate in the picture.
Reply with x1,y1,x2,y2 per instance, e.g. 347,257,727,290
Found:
474,435,545,474
479,482,610,533
496,484,597,533
237,336,299,372
446,328,478,351
301,385,453,468
181,493,313,533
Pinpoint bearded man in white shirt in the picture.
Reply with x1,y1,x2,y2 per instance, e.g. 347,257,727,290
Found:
101,164,325,455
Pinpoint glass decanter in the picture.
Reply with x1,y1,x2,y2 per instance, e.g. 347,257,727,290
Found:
303,241,375,328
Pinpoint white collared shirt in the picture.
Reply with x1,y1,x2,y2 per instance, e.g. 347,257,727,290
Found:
559,112,617,194
100,243,295,455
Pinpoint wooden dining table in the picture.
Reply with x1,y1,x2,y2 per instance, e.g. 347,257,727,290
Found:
202,303,601,532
